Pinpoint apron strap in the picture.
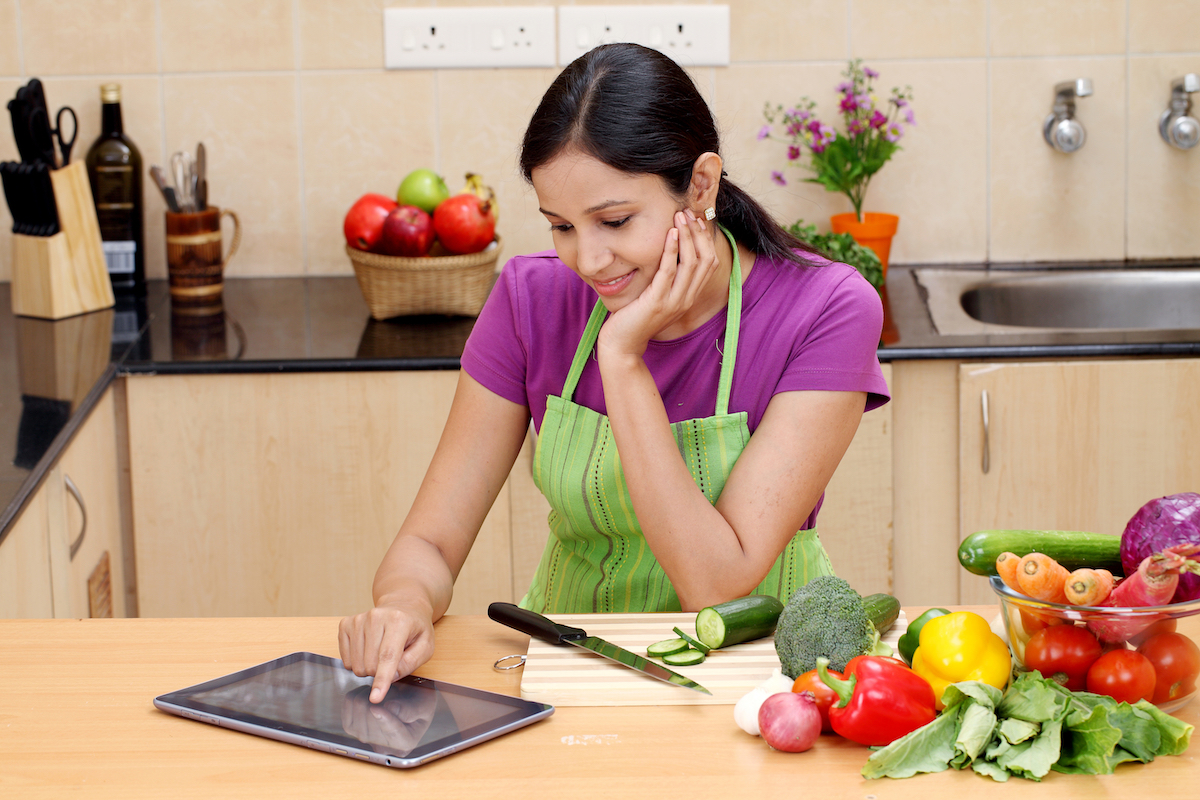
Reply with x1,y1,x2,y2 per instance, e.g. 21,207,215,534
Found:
561,223,744,408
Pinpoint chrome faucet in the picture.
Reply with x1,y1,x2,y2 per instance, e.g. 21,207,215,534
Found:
1160,74,1199,150
1043,78,1093,153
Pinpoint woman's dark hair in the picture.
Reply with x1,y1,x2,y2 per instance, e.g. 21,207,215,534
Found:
520,43,817,266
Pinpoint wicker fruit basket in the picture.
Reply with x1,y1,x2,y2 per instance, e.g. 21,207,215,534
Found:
346,236,502,319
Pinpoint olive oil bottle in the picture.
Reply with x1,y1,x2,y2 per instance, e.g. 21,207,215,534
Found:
85,83,145,295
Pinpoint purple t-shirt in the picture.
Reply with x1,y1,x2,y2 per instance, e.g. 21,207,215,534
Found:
461,248,890,434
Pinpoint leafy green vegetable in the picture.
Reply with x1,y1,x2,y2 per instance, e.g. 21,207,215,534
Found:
787,220,883,291
862,672,1194,782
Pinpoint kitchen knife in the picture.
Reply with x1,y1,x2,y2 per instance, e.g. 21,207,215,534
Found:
487,602,712,695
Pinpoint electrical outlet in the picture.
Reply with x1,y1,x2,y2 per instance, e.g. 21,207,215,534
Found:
557,5,730,68
384,7,556,69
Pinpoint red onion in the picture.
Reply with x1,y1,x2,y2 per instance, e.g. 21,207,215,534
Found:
757,691,821,753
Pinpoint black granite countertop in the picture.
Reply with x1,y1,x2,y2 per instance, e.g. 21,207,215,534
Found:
4,261,1200,538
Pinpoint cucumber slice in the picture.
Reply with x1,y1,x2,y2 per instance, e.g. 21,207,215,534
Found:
662,648,706,666
646,637,689,658
672,626,712,654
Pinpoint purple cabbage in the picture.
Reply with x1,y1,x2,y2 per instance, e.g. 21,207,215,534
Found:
1120,492,1200,603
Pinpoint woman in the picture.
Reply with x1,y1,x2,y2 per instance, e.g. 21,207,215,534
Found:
339,44,889,703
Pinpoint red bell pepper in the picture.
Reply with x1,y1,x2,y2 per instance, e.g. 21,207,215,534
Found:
816,655,937,747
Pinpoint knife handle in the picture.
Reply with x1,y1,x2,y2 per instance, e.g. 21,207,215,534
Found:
488,602,586,645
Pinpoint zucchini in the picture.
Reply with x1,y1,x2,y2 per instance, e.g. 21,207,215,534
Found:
662,648,706,667
646,638,689,658
957,529,1123,577
862,593,901,636
694,594,784,650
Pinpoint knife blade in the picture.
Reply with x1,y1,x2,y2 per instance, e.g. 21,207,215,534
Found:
487,602,712,695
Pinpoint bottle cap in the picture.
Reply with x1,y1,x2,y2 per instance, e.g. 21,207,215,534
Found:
100,83,121,103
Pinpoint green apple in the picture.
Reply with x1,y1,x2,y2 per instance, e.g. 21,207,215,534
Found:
397,169,450,214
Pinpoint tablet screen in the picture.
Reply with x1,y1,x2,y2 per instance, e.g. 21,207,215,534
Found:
154,652,553,768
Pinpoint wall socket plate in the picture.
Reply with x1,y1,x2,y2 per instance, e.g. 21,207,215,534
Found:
384,6,557,69
558,5,730,68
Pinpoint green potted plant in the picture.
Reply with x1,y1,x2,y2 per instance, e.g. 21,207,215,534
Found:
786,221,883,292
762,60,914,276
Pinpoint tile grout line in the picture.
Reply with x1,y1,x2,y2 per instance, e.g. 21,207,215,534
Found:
292,0,313,301
156,0,167,166
14,0,25,77
985,0,992,263
1123,0,1130,261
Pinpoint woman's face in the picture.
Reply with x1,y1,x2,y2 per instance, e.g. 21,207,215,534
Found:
531,150,683,312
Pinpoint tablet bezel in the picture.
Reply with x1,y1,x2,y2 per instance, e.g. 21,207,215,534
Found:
153,651,553,768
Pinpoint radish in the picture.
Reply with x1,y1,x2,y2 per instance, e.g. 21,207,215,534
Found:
757,691,821,753
1088,544,1200,644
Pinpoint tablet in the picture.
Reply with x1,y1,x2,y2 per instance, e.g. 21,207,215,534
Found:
154,652,553,768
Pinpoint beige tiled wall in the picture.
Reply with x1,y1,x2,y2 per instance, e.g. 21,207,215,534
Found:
1,0,1198,283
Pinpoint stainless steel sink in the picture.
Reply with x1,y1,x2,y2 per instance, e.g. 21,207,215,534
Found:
916,267,1200,336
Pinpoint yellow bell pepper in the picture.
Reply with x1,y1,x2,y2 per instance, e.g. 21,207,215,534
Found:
910,611,1011,709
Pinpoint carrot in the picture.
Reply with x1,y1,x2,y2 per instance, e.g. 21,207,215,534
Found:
1063,568,1114,606
995,551,1023,593
1016,552,1071,604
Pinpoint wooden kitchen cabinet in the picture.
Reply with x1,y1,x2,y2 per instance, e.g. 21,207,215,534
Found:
891,357,1200,607
0,387,126,619
124,371,514,618
957,358,1200,604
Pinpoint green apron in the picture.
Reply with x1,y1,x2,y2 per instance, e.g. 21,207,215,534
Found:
520,226,835,614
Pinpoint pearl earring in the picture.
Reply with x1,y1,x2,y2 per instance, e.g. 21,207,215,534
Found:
703,207,716,221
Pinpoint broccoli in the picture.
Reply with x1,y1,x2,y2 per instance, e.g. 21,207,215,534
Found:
773,575,893,679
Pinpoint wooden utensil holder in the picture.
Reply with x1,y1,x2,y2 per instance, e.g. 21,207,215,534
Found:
10,161,115,320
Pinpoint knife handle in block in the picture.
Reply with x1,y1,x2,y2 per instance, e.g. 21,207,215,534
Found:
488,602,586,645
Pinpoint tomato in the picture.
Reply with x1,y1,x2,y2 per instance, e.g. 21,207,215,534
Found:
792,668,840,732
1137,632,1200,705
1086,649,1157,704
1023,625,1102,691
1128,617,1178,648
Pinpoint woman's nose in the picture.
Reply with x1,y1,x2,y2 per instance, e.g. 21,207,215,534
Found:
574,233,613,276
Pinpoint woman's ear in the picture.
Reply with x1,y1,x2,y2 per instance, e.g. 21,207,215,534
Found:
688,152,723,213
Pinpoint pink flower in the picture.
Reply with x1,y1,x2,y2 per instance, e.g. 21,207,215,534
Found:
771,171,787,186
870,110,888,129
807,119,823,135
904,107,917,126
885,121,904,143
819,124,837,143
787,145,801,161
864,66,879,79
836,81,854,93
839,94,857,113
757,125,771,141
811,142,827,155
787,121,804,136
847,118,865,135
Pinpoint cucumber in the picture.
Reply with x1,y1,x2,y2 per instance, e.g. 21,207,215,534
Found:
694,594,784,650
957,529,1123,577
862,593,901,636
662,648,706,667
646,638,689,658
671,626,712,655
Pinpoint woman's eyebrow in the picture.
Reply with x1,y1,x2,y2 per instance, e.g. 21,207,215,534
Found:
539,199,633,218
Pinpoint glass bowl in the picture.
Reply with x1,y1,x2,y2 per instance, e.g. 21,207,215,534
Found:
991,575,1200,714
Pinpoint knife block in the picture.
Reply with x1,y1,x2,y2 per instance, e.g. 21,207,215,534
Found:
10,161,115,320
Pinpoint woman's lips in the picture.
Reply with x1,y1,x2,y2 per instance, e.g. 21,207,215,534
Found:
593,271,635,297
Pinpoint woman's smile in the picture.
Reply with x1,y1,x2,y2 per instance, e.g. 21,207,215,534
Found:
592,270,636,296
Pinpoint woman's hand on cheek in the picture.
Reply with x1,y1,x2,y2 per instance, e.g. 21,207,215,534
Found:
599,210,719,357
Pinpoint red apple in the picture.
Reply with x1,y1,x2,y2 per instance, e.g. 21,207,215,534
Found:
344,193,398,251
378,204,435,257
432,194,496,255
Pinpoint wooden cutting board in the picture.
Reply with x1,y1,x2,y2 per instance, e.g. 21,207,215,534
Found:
518,611,908,707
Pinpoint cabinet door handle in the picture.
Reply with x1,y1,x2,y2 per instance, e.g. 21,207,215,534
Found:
64,473,88,561
981,390,990,475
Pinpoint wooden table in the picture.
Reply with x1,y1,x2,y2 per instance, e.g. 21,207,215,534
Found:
1,608,1197,798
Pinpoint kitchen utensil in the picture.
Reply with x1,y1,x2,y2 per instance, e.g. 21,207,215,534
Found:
1,160,59,236
21,79,58,166
150,165,180,212
487,602,712,695
27,105,78,166
165,205,240,307
8,93,39,164
170,151,195,212
194,142,206,211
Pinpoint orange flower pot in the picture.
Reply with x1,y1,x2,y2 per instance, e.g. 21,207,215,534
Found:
830,212,900,278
